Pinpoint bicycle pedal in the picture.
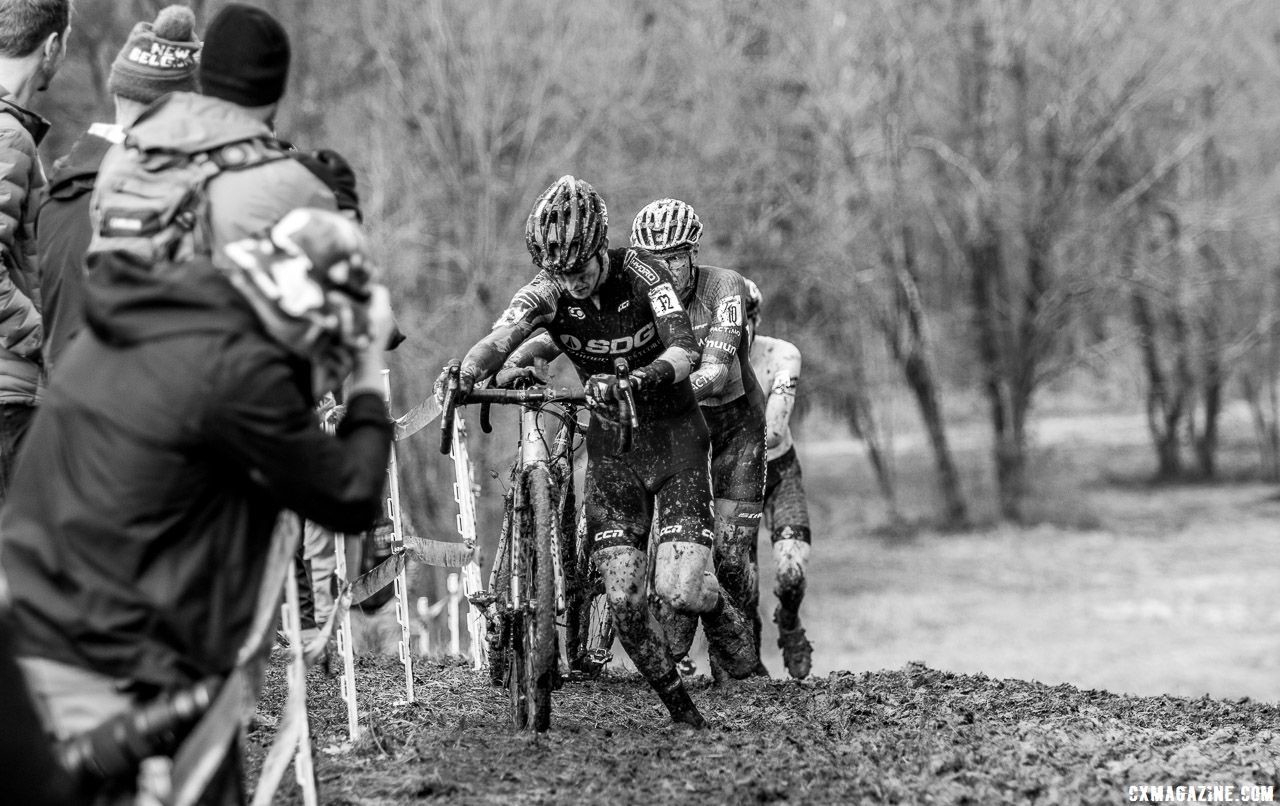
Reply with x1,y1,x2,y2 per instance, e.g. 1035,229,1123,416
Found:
587,649,613,667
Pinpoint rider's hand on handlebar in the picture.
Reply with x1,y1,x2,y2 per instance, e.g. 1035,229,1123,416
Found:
628,364,662,393
585,373,625,425
495,364,549,389
433,362,475,403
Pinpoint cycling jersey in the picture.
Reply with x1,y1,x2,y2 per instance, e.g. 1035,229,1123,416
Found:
461,247,700,419
749,334,800,463
683,265,765,410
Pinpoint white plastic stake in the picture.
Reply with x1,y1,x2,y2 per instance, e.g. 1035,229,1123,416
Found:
333,534,359,741
282,566,318,806
382,369,415,703
449,414,486,668
447,573,461,657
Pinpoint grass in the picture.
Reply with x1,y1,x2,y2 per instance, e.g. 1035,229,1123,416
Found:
772,405,1280,701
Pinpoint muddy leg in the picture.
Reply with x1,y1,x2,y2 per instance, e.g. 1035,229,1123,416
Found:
654,540,758,681
711,500,766,677
773,535,812,678
598,546,706,727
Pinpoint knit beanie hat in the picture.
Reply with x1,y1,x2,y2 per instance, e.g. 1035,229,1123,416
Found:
106,5,201,104
199,3,291,108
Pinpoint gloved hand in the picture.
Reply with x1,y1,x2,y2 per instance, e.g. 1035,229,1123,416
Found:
494,364,549,389
321,404,347,429
584,373,624,425
433,362,474,403
628,363,663,393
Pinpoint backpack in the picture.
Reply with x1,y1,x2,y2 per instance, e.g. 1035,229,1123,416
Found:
89,131,288,265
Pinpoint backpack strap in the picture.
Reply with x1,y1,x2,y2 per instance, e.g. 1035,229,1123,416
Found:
173,137,290,258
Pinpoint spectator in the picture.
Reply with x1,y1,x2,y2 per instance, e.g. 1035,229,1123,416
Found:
0,605,77,805
89,2,336,267
2,208,395,802
38,4,201,373
0,0,70,505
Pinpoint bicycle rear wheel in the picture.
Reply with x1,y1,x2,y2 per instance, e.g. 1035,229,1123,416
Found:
516,464,557,731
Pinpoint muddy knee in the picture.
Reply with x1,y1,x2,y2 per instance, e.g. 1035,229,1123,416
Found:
596,546,649,609
653,542,717,613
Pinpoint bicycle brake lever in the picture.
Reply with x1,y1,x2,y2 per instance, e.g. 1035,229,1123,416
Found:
480,402,492,433
613,358,637,452
440,360,460,455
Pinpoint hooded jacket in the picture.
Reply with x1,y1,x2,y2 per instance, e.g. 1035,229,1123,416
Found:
0,254,391,691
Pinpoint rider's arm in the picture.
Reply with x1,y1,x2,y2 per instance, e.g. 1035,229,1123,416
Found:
206,346,392,534
459,278,557,383
764,337,802,449
688,273,747,401
504,330,562,368
624,249,699,387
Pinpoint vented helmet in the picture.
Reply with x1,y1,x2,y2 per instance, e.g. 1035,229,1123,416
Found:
630,198,702,253
525,175,609,274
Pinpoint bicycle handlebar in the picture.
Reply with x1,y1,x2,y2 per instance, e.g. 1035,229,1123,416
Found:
461,387,587,405
438,360,637,456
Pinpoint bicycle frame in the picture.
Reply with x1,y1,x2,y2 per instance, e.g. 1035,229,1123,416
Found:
439,362,634,730
504,402,575,616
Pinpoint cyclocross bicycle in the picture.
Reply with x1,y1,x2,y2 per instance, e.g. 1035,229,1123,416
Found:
439,359,635,731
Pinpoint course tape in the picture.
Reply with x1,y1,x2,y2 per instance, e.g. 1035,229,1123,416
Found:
170,512,301,806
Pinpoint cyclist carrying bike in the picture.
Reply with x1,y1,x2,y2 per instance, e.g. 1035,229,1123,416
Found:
631,199,769,678
744,278,814,678
436,175,759,727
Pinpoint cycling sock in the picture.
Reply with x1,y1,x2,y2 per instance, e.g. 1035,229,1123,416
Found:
651,669,707,728
654,599,699,658
702,594,759,680
775,573,806,626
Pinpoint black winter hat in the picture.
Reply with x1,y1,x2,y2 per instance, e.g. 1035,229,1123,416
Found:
198,3,290,108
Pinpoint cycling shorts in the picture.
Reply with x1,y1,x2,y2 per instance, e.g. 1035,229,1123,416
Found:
585,407,714,553
763,447,810,544
702,393,766,504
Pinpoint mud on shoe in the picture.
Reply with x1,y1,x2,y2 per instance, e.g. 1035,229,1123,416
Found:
775,609,813,679
702,599,761,680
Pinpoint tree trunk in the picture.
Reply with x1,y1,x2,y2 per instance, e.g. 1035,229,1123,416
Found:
902,349,968,526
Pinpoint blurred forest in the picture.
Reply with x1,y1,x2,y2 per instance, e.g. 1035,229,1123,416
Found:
39,0,1280,538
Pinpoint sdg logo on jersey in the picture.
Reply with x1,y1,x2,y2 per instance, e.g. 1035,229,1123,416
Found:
648,283,682,316
560,323,657,354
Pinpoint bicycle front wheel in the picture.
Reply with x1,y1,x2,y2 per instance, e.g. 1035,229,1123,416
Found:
520,464,559,731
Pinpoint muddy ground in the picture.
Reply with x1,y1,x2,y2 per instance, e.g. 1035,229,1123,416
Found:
245,651,1279,805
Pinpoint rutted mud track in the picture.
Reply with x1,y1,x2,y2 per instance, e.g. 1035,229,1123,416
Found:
246,652,1280,805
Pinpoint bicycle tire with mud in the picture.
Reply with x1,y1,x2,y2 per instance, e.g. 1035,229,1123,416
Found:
522,464,558,731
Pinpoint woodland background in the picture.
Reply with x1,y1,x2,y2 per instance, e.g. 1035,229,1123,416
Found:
40,0,1280,549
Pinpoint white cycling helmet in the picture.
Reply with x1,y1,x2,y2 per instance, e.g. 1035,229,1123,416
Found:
630,198,702,253
744,277,762,325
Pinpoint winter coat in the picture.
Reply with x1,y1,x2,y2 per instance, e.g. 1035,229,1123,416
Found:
36,125,114,373
0,253,391,691
0,91,49,404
